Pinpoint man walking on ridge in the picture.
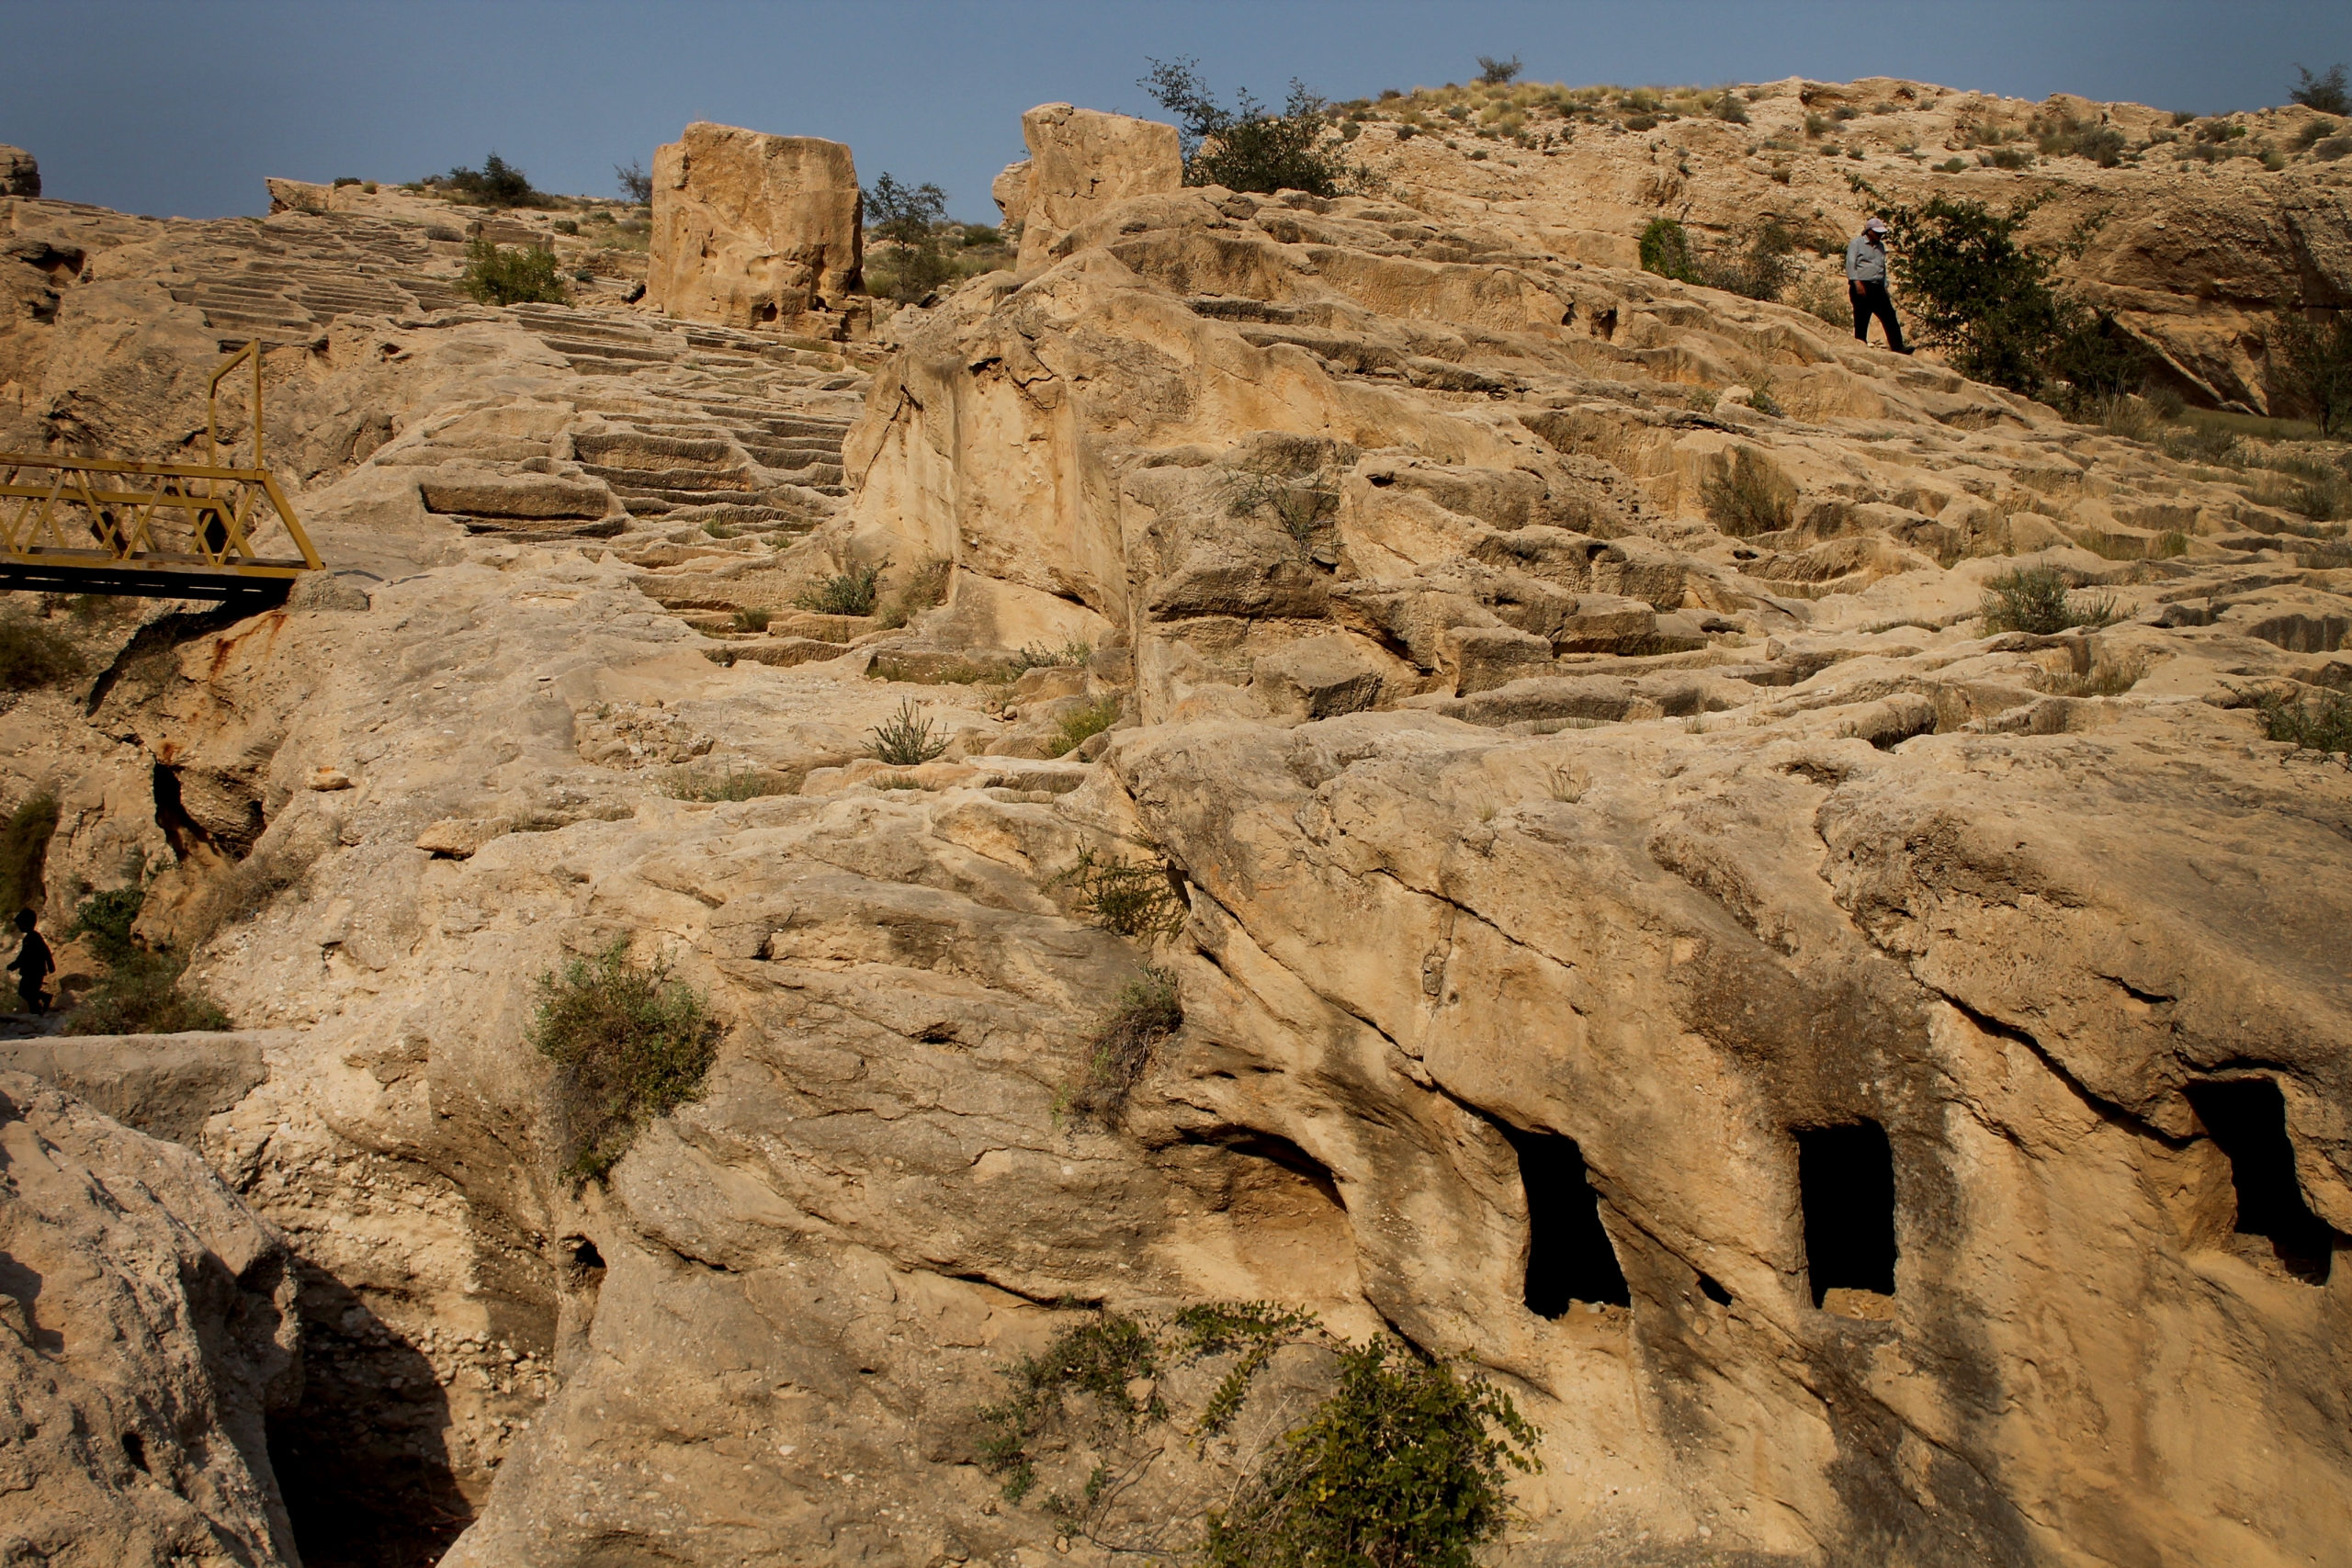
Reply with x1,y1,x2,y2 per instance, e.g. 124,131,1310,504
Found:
1847,217,1908,354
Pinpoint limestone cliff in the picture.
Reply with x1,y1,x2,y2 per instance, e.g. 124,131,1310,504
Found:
0,75,2347,1568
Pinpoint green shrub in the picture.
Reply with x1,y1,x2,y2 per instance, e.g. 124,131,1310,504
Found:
1702,448,1794,536
1054,848,1185,940
730,607,772,632
430,152,557,209
1475,55,1522,86
616,161,652,204
2266,305,2352,436
866,698,950,765
863,173,959,303
876,558,951,629
0,795,59,915
0,614,84,691
529,940,718,1181
61,884,232,1035
793,561,883,616
1143,57,1353,197
1059,965,1182,1126
2290,64,2349,117
659,761,791,802
459,237,568,306
1007,639,1093,675
1638,217,1701,283
1713,92,1750,125
1981,565,2117,634
1202,1337,1541,1568
2252,685,2352,751
1046,695,1121,758
1885,195,2145,406
976,1311,1169,1502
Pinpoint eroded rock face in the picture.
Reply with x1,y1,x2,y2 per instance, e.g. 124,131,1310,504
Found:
1010,103,1183,271
0,1075,301,1567
2,79,2350,1568
0,145,36,199
648,121,863,333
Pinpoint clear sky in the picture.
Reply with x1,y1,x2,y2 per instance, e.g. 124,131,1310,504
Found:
5,0,2347,224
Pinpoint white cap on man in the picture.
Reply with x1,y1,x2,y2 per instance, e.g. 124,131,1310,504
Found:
1863,217,1891,235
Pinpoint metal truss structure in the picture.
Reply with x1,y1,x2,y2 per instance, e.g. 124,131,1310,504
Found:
0,342,322,601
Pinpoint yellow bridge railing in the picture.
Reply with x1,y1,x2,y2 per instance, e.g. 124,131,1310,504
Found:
0,342,322,600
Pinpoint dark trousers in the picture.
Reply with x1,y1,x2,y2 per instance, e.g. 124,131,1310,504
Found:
16,979,43,1014
1852,280,1905,353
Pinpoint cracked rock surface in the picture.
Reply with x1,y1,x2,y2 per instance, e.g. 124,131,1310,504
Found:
2,77,2349,1568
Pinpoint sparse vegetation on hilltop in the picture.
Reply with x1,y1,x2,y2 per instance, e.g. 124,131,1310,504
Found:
1144,57,1356,197
426,151,562,209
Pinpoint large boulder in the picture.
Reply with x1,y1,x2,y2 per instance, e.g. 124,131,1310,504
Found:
1011,104,1182,270
1,145,37,198
0,1074,302,1566
647,122,863,332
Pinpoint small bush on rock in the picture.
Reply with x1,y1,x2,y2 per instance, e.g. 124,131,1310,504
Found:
1046,695,1122,758
1981,565,2117,635
1059,964,1182,1126
530,940,718,1181
431,152,557,209
1054,848,1185,940
62,884,232,1035
2252,685,2352,752
459,238,568,306
1703,448,1793,536
866,698,950,765
794,562,883,616
1202,1336,1541,1568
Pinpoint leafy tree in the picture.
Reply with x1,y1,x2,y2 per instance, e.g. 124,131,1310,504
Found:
1203,1337,1540,1568
459,237,568,307
2267,304,2352,435
435,152,543,209
1141,57,1351,197
2290,63,2349,116
1884,195,2145,407
616,160,651,204
1476,54,1523,86
861,174,956,303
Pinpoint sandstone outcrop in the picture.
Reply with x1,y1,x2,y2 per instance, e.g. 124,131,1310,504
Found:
2,75,2350,1568
1333,75,2351,413
0,145,37,198
647,121,864,334
0,1075,302,1566
1007,103,1183,270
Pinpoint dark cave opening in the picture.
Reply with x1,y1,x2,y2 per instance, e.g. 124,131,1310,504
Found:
1797,1122,1898,1307
2185,1078,2338,1286
1508,1127,1630,1316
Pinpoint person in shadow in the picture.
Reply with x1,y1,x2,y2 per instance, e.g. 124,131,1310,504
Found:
9,910,52,1014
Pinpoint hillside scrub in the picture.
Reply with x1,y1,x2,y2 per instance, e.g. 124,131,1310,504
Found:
1143,57,1354,197
0,795,58,915
1884,195,2144,408
62,883,233,1034
428,152,561,209
459,238,568,306
0,611,85,691
1638,218,1796,302
863,173,958,303
2267,306,2352,435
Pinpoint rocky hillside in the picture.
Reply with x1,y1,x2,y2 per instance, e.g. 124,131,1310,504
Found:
1,75,2349,1568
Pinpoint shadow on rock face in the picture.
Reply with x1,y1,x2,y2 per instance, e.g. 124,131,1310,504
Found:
269,1269,469,1568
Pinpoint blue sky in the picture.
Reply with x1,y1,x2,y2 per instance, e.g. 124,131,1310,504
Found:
5,1,2347,223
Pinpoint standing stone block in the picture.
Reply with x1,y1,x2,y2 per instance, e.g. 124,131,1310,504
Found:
1009,105,1182,271
648,122,862,332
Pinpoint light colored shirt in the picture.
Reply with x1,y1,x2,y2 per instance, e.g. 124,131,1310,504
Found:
1846,232,1887,284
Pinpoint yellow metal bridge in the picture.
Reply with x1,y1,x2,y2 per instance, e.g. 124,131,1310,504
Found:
0,342,321,602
